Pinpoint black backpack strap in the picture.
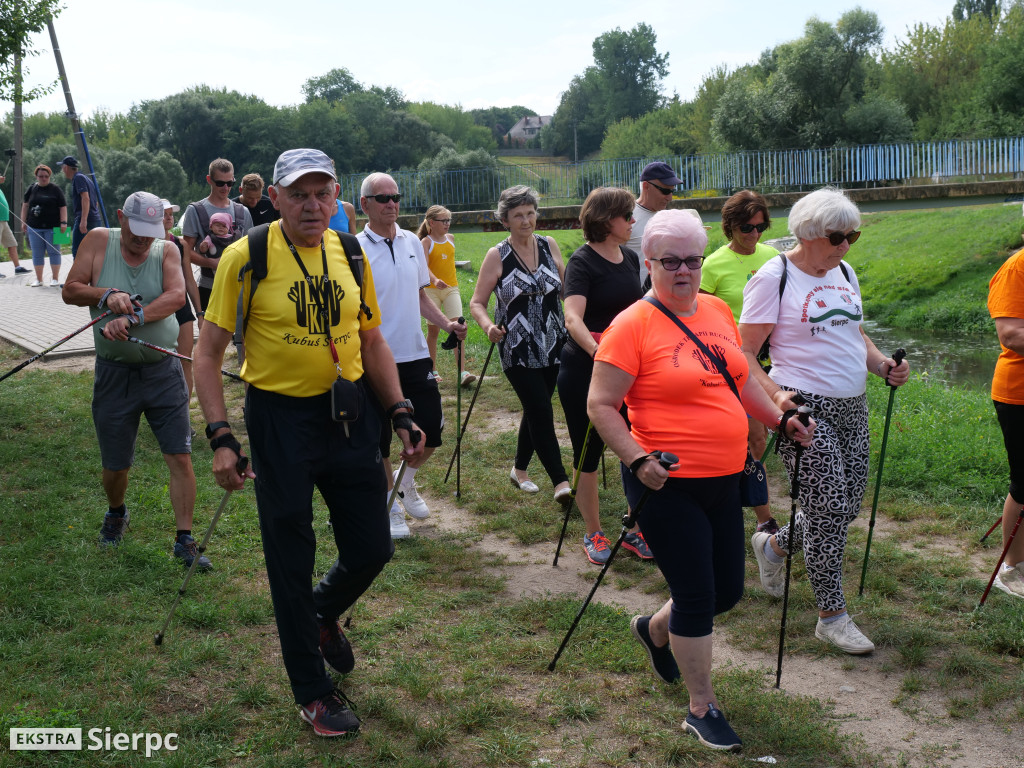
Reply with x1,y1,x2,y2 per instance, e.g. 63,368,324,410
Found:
230,201,247,233
236,223,271,339
336,230,373,321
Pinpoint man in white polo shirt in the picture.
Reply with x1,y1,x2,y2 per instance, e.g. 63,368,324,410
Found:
358,172,466,538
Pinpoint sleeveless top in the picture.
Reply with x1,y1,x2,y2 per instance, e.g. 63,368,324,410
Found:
329,202,349,234
426,235,458,286
493,234,567,370
91,231,178,364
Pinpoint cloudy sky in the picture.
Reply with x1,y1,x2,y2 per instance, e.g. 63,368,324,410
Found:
15,0,954,119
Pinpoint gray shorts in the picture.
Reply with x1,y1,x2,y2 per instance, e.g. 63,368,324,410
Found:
92,355,191,470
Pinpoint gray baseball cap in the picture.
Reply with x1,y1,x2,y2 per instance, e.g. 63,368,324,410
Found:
273,148,336,187
121,192,165,238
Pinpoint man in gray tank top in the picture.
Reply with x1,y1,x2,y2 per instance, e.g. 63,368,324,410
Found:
61,191,206,570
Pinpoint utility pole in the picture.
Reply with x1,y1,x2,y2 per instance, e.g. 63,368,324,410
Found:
47,18,107,224
13,48,24,250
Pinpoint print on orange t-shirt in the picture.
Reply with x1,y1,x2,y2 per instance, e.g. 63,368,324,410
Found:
596,295,749,478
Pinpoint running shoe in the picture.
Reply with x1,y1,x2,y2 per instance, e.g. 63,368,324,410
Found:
583,531,611,565
815,613,875,654
13,266,30,274
319,618,355,674
299,689,359,737
994,563,1024,600
28,279,42,287
622,531,654,559
174,534,212,571
683,703,742,752
393,471,430,519
751,531,785,597
99,509,130,546
629,614,680,683
389,502,411,539
460,371,478,387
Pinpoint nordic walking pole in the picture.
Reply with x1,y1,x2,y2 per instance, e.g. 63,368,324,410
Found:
548,451,677,671
776,405,813,689
444,338,496,483
124,336,244,382
155,454,249,646
978,505,1024,608
553,421,595,566
441,319,467,497
858,348,907,596
980,515,1004,543
601,451,607,489
0,309,113,382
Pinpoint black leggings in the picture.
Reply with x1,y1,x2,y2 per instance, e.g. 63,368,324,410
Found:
504,364,569,486
995,400,1024,503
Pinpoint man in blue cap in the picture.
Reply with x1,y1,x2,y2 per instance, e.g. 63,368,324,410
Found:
59,156,103,258
626,161,686,285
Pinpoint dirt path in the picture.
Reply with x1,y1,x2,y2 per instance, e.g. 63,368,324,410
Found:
411,486,1021,768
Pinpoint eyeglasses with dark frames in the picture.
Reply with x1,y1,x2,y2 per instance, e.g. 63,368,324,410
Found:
433,218,451,225
650,255,705,271
827,230,861,246
368,193,402,204
212,179,235,187
738,222,770,234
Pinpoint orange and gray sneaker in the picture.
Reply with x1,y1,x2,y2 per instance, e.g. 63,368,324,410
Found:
583,531,611,565
299,689,360,737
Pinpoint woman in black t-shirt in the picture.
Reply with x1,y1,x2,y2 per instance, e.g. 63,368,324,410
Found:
558,186,651,566
20,164,67,286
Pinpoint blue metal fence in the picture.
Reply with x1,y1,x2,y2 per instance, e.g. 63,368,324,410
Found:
336,136,1024,213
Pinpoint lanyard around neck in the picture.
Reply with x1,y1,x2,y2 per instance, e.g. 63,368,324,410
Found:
279,223,342,371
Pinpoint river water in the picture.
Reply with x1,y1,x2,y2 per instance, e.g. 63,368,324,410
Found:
862,321,998,390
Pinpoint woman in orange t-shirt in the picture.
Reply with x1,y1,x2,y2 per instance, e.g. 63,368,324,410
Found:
987,248,1024,599
589,210,813,752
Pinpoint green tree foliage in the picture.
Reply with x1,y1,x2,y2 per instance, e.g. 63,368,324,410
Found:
548,23,669,157
600,100,699,158
408,102,496,151
416,147,498,209
301,67,363,104
20,111,71,149
0,0,63,102
712,9,912,149
100,146,188,207
953,0,1000,20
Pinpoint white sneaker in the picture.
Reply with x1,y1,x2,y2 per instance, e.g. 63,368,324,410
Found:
815,613,875,654
994,563,1024,600
389,502,411,539
28,279,42,287
751,531,785,597
397,482,430,519
460,371,478,387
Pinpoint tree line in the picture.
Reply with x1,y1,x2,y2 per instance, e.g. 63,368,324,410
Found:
1,1,1023,211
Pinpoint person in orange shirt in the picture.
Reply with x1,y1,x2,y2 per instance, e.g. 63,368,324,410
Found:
987,247,1024,599
589,209,813,753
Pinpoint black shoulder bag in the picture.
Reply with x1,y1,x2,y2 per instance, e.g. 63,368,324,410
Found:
643,296,768,507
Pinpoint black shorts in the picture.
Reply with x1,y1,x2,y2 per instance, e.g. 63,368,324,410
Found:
175,296,196,326
994,400,1024,503
374,357,443,457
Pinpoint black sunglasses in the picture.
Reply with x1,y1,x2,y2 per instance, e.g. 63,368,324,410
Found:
738,222,770,234
651,255,704,271
368,193,402,204
648,182,674,195
212,179,235,187
827,230,861,246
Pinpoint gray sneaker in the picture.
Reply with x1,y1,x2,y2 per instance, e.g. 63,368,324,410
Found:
174,534,212,571
751,531,785,597
815,613,875,654
994,563,1024,600
99,509,130,546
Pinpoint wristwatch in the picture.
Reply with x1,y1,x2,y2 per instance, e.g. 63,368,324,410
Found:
205,421,231,439
386,399,414,417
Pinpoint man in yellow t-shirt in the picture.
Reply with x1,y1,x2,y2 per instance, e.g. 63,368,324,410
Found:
194,148,424,738
987,247,1024,600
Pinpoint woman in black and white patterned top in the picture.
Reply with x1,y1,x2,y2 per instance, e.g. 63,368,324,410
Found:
470,185,572,505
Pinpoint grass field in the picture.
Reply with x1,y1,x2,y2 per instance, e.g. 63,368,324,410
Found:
2,205,1023,766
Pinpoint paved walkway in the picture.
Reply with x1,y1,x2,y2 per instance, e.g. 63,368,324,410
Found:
0,261,96,357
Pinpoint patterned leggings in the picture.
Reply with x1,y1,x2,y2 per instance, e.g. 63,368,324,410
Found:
775,390,869,613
